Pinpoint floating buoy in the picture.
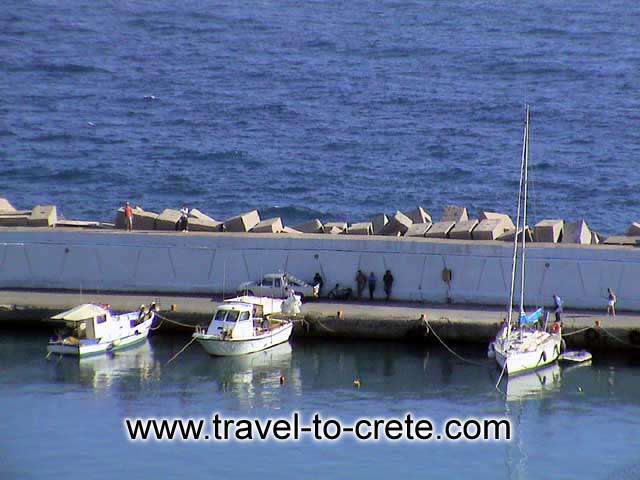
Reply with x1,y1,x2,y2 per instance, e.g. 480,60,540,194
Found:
279,375,286,385
353,378,361,388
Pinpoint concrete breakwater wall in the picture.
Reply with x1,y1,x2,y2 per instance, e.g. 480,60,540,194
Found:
0,228,639,311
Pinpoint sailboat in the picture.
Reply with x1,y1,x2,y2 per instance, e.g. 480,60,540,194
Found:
491,105,562,376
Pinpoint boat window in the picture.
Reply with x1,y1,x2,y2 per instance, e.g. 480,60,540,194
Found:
239,311,250,322
95,315,107,324
214,310,227,321
225,310,240,323
274,278,281,287
262,277,273,286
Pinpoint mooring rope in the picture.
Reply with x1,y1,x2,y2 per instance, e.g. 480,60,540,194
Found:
155,312,199,330
165,336,198,365
424,318,486,367
600,325,640,349
561,326,594,337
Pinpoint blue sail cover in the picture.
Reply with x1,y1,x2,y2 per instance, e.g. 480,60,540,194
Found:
519,307,544,326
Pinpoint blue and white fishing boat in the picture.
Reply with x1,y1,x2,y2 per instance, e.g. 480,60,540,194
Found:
47,303,156,357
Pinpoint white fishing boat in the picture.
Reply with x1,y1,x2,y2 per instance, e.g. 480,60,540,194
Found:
193,296,293,356
47,303,156,357
491,105,562,376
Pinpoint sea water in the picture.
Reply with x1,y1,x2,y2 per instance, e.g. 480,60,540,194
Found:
1,332,639,479
1,1,639,234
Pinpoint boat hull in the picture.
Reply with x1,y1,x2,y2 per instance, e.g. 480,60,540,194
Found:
194,323,293,356
47,319,152,357
495,333,562,376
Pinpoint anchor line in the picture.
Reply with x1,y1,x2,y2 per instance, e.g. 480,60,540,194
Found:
424,318,486,367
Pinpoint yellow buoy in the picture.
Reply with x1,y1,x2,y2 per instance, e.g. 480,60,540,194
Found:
353,378,361,388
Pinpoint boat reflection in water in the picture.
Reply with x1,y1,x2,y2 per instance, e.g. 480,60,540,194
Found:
56,340,160,391
504,362,562,402
209,342,299,407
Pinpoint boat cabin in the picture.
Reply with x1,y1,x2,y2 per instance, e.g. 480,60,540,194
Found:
50,304,113,342
207,302,266,339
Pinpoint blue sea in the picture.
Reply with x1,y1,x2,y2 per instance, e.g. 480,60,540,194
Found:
2,333,640,480
1,1,639,234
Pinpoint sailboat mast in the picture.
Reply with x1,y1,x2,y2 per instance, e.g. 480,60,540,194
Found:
519,105,530,314
507,108,528,332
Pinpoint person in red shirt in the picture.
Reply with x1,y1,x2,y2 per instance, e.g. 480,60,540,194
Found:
124,201,133,231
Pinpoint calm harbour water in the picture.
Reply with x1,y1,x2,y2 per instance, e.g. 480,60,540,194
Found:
1,1,640,234
1,331,640,479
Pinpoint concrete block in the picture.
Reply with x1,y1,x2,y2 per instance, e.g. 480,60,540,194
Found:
473,219,504,240
223,210,260,232
371,214,388,235
56,220,101,228
252,217,283,233
498,226,534,243
479,212,515,231
115,207,158,230
0,212,30,226
281,226,302,234
380,211,413,236
405,223,432,237
449,219,479,240
28,205,57,227
0,198,16,212
155,209,182,231
187,209,222,232
323,226,343,235
323,222,347,234
346,222,373,235
627,222,640,236
404,206,432,225
440,205,468,223
293,219,323,234
425,221,455,238
534,219,564,243
603,236,640,246
562,221,592,245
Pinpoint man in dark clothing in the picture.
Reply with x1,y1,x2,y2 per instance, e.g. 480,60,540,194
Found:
552,293,563,323
383,270,394,301
356,270,367,299
313,272,324,296
368,272,377,300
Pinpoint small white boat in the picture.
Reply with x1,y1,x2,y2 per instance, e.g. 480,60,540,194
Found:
193,296,293,356
47,303,155,357
559,350,592,363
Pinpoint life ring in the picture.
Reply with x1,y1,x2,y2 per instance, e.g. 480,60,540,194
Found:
551,322,560,334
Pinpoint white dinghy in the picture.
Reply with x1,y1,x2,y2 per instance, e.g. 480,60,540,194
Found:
47,303,156,357
193,296,293,356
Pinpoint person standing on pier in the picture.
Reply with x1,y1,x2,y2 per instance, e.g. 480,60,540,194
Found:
124,201,133,231
552,293,563,323
607,288,617,317
383,270,394,301
368,272,377,300
313,272,324,296
355,270,367,299
179,205,189,232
